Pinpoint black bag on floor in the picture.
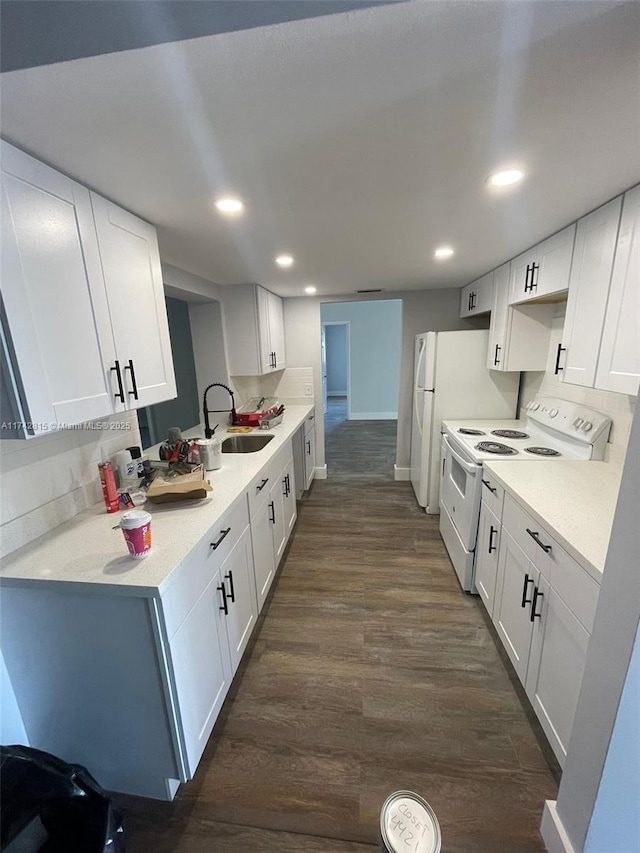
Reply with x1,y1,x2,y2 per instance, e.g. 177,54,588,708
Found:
0,745,125,852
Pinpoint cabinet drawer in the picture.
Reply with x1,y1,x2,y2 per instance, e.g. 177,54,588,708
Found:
543,536,599,633
502,494,599,632
303,410,315,437
246,445,289,519
162,498,250,638
502,494,544,564
480,474,505,519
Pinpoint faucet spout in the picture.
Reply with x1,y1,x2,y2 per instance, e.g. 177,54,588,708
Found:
203,382,237,438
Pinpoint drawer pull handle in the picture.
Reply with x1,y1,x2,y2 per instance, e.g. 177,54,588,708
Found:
283,474,290,497
210,527,231,550
256,478,269,492
224,569,235,603
530,587,544,621
521,573,533,608
493,344,501,366
217,582,228,615
526,528,552,553
269,501,276,524
482,479,497,494
124,358,139,400
488,526,497,554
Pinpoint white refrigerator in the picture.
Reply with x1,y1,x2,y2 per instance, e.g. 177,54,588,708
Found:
410,330,520,512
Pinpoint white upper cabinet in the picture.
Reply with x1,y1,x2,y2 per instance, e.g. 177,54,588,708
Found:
0,141,177,437
1,141,117,436
91,194,176,408
509,225,576,305
594,185,640,395
223,284,286,376
558,197,623,388
460,272,493,318
487,262,553,372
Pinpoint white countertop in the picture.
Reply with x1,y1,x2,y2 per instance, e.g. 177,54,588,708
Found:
0,405,314,597
484,460,624,580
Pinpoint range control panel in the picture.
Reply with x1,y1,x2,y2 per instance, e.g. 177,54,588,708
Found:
525,397,612,443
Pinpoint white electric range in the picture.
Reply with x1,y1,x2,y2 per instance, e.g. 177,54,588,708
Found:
438,397,612,592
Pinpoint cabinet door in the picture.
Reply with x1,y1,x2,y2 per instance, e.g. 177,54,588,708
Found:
282,456,297,542
525,577,590,767
487,263,510,370
268,291,286,370
595,185,640,395
220,526,257,672
509,226,575,303
493,531,536,683
250,501,276,613
461,273,493,319
91,194,176,408
304,424,316,489
168,566,232,777
474,502,500,617
269,478,287,565
1,141,118,432
561,197,622,388
257,286,273,374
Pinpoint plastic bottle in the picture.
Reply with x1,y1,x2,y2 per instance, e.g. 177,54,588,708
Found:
98,462,119,513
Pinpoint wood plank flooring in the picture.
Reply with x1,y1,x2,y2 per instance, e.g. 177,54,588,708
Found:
119,403,558,851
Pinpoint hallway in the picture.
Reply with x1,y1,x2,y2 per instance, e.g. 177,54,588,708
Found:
122,414,558,852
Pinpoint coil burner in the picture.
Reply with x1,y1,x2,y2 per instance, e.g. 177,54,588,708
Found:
475,441,518,455
491,429,529,439
458,428,486,436
524,446,561,457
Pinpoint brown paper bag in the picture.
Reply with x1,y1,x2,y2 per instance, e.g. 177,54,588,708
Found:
145,469,212,504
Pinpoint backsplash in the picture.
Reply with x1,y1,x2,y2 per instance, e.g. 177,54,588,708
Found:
520,305,637,467
0,411,141,557
230,368,315,406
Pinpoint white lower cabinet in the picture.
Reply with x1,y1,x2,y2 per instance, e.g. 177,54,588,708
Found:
525,577,591,764
491,493,599,766
168,564,232,776
493,531,540,683
219,526,258,671
294,409,316,497
474,500,501,616
250,446,297,613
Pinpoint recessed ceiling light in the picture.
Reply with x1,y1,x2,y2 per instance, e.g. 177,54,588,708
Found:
275,254,294,268
434,245,455,260
486,168,525,188
215,197,244,214
305,285,317,294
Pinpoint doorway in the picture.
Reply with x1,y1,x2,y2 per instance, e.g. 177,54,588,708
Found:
322,321,350,428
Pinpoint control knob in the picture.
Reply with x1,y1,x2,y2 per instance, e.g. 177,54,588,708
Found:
572,417,583,428
581,421,593,432
549,408,558,418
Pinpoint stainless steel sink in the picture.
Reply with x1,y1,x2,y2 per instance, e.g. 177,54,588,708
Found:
221,434,274,453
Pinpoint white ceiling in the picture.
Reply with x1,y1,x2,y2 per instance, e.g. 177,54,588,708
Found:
1,0,639,298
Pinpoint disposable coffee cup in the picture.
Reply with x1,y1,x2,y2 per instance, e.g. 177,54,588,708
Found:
119,509,152,559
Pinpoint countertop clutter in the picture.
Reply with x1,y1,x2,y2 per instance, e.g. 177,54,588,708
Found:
484,459,624,579
0,405,314,596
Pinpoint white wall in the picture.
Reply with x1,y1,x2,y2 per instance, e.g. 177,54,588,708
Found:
321,300,402,418
0,410,141,558
584,622,640,852
324,324,348,396
284,288,479,472
520,304,637,467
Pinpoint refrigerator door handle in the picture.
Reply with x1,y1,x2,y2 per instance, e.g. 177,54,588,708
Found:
442,435,480,476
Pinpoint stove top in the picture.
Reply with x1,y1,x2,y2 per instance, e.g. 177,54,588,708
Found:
442,397,612,464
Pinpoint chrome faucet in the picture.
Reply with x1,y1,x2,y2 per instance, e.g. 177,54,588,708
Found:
202,382,238,438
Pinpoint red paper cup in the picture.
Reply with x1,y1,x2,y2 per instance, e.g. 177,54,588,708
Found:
120,510,152,559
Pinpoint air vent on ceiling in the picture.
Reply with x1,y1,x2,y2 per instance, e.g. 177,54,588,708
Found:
355,288,384,293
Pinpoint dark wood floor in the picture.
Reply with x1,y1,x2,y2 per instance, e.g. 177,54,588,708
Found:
119,401,558,851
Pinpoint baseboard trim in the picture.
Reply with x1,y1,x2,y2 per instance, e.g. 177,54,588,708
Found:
394,466,410,481
541,801,577,853
348,412,397,421
314,465,327,480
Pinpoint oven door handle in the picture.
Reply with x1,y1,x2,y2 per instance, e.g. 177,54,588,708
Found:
443,435,481,475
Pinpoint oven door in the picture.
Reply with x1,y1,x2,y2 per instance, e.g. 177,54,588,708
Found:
440,434,483,550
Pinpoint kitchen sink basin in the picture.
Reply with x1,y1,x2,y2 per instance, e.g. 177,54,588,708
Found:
221,434,274,453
